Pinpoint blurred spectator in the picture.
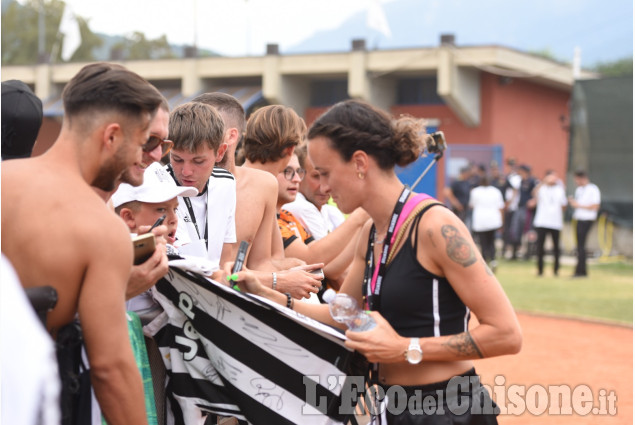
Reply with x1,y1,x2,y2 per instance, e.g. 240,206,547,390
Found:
444,165,473,225
489,160,507,196
469,176,504,270
502,158,521,258
532,171,567,276
568,170,601,277
1,80,43,160
506,164,538,259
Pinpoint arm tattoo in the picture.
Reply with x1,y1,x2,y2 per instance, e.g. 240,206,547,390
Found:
443,331,484,358
440,225,477,267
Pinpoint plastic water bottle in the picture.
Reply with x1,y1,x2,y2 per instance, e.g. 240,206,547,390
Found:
322,289,376,332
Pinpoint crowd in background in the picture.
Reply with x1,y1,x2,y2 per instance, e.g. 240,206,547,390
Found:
444,158,601,277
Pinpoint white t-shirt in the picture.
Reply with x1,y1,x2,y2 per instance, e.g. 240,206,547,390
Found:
573,183,601,221
505,173,522,211
469,186,504,232
283,193,345,240
1,255,60,425
173,166,237,268
533,184,568,230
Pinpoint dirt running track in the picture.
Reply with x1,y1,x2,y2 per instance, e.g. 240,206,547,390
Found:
474,313,632,425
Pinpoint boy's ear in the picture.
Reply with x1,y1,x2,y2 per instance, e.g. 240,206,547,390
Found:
226,128,240,147
216,142,229,163
118,208,137,232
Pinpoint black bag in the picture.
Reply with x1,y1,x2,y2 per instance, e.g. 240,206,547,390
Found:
56,322,92,425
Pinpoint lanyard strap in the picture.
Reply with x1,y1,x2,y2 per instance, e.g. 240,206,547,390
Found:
363,185,410,311
167,164,209,248
182,196,208,248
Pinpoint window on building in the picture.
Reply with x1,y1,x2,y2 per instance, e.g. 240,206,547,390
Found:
310,80,349,107
397,77,444,105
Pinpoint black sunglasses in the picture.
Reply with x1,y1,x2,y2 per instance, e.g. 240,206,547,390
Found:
142,135,173,158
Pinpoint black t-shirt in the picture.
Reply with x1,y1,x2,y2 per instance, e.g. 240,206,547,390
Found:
518,177,538,207
450,179,471,209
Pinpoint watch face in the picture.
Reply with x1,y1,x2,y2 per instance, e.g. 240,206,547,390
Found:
407,349,423,364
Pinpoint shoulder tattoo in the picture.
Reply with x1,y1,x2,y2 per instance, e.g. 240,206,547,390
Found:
443,331,484,358
440,224,477,267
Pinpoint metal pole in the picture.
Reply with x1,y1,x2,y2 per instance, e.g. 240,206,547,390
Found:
38,0,45,63
411,153,443,191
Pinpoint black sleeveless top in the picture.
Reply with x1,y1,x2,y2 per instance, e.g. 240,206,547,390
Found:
378,204,470,338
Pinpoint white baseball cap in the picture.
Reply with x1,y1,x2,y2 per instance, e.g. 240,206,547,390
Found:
111,162,198,208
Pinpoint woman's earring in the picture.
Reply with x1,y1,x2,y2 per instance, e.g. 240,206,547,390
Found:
358,172,365,180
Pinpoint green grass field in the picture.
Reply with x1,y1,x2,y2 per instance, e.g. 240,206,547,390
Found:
495,258,633,325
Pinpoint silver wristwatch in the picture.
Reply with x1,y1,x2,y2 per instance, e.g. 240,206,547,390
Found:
405,337,423,364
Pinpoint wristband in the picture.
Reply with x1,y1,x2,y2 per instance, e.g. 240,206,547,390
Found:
285,292,292,308
272,272,277,291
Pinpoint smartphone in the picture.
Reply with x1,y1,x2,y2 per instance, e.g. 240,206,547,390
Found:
232,241,250,274
428,131,447,155
146,214,166,233
309,268,324,277
132,233,156,265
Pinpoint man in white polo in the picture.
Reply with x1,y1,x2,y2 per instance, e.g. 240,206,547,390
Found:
568,169,601,277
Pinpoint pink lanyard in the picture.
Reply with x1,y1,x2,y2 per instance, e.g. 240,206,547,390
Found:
365,192,433,310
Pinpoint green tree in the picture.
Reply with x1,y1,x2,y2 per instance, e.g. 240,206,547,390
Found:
111,32,176,61
592,57,633,77
2,0,63,65
1,0,102,65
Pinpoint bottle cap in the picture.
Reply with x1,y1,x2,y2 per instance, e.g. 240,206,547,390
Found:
322,288,337,303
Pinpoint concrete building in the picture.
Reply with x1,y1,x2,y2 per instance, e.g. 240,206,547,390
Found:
2,35,595,199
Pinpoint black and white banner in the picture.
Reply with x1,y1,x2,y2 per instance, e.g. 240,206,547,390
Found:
146,267,362,425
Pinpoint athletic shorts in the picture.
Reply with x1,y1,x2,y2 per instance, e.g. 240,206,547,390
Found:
373,368,499,425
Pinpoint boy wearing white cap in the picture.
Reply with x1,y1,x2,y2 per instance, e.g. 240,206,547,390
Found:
112,162,201,315
113,162,198,248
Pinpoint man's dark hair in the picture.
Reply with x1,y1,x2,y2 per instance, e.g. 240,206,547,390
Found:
62,62,163,123
574,169,588,178
192,92,246,134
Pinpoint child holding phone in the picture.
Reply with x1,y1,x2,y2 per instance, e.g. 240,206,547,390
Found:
112,163,201,313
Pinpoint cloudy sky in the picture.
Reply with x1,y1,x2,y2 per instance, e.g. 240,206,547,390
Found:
59,0,386,56
51,0,632,66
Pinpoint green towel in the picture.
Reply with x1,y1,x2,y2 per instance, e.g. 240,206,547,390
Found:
102,312,158,425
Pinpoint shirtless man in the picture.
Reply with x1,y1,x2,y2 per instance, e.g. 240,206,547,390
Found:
192,93,323,299
1,62,164,425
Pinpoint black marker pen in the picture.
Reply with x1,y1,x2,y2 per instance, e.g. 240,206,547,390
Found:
146,214,167,234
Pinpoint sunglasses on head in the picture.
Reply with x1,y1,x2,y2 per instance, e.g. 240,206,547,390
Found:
282,167,306,181
142,135,173,158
